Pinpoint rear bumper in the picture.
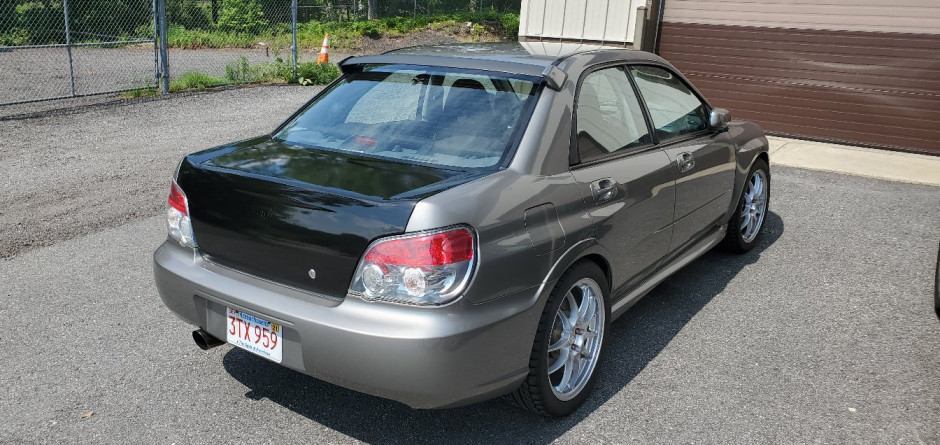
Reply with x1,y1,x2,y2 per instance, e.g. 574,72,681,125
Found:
153,241,547,408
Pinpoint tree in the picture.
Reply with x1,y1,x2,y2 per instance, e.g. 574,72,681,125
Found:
216,0,268,34
367,0,377,19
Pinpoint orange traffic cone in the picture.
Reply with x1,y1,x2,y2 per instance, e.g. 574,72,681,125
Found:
317,33,330,64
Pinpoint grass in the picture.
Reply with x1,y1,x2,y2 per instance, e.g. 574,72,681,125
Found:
121,87,160,99
166,12,520,50
296,61,341,85
151,57,339,95
169,72,229,92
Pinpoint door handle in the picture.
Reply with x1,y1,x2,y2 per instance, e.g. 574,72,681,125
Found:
591,178,619,204
677,152,695,173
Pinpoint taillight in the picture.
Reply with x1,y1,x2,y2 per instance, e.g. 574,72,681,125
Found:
349,227,476,306
166,181,196,248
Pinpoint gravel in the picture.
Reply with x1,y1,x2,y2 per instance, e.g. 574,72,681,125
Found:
0,85,322,259
1,85,939,444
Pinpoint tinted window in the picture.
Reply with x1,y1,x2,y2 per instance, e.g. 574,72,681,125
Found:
576,67,652,163
629,66,708,140
276,65,539,169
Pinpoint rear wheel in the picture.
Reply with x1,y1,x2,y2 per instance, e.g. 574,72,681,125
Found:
721,159,770,253
507,261,610,416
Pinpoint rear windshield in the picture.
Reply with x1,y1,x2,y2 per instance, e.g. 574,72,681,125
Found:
274,65,541,169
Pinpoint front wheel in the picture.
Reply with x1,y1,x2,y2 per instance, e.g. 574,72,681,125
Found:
721,158,770,253
506,261,610,416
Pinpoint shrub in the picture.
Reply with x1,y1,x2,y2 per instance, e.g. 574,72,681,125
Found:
0,28,30,46
216,0,268,34
296,62,340,85
500,13,519,37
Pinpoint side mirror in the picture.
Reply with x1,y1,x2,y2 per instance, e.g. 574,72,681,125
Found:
708,108,731,130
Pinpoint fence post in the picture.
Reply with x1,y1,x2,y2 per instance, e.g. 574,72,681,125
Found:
292,0,298,80
62,0,76,97
157,0,169,94
153,0,159,90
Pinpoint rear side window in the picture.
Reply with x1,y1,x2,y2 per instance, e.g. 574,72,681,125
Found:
629,66,708,140
575,67,652,163
275,65,539,169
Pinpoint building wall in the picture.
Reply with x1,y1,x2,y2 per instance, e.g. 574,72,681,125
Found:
660,1,940,154
663,0,940,34
519,0,646,44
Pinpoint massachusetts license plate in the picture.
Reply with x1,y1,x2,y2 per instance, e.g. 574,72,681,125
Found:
226,308,282,363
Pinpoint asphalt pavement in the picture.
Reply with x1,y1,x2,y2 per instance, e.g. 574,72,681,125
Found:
1,87,938,444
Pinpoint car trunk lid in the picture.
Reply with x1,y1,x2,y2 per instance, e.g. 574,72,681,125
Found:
176,137,486,297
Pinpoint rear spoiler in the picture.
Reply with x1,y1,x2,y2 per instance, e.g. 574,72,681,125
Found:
338,55,568,91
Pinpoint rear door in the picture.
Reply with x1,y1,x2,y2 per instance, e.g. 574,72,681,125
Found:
568,66,676,295
628,65,736,253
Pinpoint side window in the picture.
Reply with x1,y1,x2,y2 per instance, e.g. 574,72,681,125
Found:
576,67,652,163
629,66,708,140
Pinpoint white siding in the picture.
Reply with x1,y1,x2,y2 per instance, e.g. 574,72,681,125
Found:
519,0,647,43
663,0,940,34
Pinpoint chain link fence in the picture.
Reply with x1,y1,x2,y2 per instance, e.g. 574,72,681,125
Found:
1,0,521,105
0,0,158,104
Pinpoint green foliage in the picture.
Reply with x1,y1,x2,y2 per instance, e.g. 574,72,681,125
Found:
167,24,258,48
3,0,154,45
216,0,268,34
226,56,292,84
122,87,159,98
500,13,519,37
166,12,520,50
296,62,340,86
0,28,30,46
168,0,210,30
10,1,61,44
169,71,227,92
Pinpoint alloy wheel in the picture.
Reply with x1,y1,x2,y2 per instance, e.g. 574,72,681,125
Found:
547,278,605,401
740,169,768,243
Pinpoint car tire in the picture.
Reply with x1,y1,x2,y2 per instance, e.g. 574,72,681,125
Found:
506,260,610,417
721,158,770,253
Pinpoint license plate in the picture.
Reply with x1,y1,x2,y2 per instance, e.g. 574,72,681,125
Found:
226,308,282,363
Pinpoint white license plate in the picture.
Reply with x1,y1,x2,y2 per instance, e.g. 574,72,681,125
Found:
226,308,282,363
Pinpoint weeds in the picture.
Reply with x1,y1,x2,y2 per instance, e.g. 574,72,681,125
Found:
296,62,340,85
225,56,293,84
170,72,228,92
121,87,160,99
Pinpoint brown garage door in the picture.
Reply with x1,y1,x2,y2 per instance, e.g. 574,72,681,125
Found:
658,22,940,155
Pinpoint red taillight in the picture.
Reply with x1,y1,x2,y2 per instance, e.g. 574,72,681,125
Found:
365,228,474,268
168,181,188,215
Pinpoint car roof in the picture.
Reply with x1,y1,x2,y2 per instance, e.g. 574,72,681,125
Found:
338,42,665,80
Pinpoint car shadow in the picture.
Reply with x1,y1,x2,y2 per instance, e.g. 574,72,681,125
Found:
223,211,784,444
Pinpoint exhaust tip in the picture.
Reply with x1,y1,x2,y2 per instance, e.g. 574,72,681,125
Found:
192,329,224,350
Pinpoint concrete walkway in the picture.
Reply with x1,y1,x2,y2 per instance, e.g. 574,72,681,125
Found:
768,136,940,187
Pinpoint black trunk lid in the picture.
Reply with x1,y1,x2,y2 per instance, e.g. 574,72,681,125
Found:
176,137,485,297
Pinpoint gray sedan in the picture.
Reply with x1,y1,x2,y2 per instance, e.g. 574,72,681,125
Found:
153,42,770,416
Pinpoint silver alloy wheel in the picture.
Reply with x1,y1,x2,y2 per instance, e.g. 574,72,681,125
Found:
547,277,605,401
740,169,768,243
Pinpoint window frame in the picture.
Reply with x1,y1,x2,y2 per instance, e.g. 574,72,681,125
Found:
569,62,659,168
570,61,721,169
626,63,716,147
270,64,546,172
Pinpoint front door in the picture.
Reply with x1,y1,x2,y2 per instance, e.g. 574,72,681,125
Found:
568,66,676,295
628,65,737,253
